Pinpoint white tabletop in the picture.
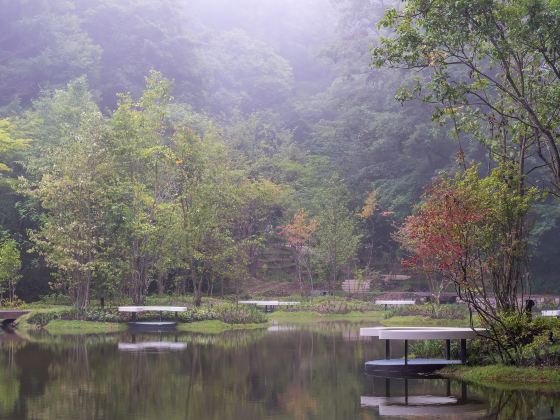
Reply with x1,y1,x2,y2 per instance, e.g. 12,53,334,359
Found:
118,306,187,312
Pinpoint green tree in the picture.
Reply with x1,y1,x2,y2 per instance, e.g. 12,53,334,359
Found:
0,119,30,185
167,126,235,305
373,0,560,196
0,238,21,304
108,71,173,304
24,85,110,310
396,165,539,362
314,177,361,293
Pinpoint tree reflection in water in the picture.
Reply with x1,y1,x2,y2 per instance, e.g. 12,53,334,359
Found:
0,325,558,419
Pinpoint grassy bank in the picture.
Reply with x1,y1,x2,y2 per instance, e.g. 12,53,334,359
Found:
44,320,126,335
269,310,386,324
380,315,469,327
177,320,268,334
441,365,560,392
13,300,471,334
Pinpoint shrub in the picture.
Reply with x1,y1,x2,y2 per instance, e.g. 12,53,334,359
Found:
283,296,379,313
213,304,267,324
38,293,72,306
385,304,467,320
26,309,75,327
178,307,217,323
26,308,120,327
483,314,560,365
177,304,267,324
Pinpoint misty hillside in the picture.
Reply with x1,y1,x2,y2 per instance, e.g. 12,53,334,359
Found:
0,0,558,304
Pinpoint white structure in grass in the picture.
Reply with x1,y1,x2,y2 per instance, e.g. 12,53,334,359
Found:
360,326,485,370
237,300,299,307
542,310,560,317
118,306,187,313
374,300,416,306
118,306,188,326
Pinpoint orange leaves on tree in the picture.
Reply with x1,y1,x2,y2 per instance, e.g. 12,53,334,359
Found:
278,209,317,248
359,189,378,219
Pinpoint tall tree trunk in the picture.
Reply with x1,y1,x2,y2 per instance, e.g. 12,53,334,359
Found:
192,262,202,307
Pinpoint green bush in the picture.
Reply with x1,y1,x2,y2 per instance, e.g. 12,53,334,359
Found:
26,310,75,327
177,304,267,324
178,307,217,323
38,293,72,306
385,304,467,320
27,308,119,327
283,296,379,313
213,304,267,324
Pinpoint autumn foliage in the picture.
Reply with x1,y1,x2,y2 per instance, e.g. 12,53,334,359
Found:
396,165,539,362
278,209,318,294
278,209,317,249
396,176,489,278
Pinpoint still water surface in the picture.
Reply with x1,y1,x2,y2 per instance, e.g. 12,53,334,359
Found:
0,322,559,419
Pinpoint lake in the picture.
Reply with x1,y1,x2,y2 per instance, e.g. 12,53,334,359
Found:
0,322,559,419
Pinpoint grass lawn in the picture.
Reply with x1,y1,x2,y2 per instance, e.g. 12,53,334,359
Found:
380,315,470,327
441,365,560,392
268,310,386,324
177,320,268,334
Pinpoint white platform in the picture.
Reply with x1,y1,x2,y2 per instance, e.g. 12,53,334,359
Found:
238,300,300,307
360,326,484,340
542,310,560,317
375,300,416,305
118,306,187,313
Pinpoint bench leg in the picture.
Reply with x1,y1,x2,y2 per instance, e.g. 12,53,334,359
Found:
404,378,408,405
385,339,391,359
404,340,408,365
385,378,390,397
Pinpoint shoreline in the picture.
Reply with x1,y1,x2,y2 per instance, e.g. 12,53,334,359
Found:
13,307,473,335
440,365,560,392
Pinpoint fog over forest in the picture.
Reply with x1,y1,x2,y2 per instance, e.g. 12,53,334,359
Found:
0,0,558,306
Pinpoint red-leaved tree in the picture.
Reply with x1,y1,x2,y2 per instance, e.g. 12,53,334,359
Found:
396,166,537,362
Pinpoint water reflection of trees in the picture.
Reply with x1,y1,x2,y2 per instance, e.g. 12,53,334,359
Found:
0,328,559,419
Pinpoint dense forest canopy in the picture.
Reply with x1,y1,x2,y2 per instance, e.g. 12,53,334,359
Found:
0,0,558,307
